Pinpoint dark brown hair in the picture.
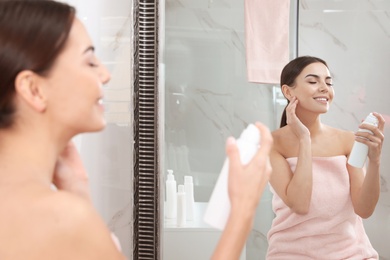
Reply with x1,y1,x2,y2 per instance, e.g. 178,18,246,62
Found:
279,56,328,128
0,0,75,128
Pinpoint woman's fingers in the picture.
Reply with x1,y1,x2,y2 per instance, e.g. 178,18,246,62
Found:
355,113,385,162
373,112,385,132
252,122,273,171
286,97,297,114
226,137,241,177
226,123,273,179
286,97,299,125
357,112,385,144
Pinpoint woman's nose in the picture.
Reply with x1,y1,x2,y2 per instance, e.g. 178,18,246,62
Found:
100,65,111,84
99,62,111,84
319,82,328,92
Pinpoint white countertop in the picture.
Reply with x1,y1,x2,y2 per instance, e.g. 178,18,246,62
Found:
164,202,221,232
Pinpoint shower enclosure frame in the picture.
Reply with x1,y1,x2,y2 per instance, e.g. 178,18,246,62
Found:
132,0,161,259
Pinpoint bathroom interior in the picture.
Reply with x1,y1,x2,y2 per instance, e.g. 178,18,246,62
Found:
64,0,390,259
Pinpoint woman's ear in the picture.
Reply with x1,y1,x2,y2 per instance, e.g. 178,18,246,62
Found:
14,70,47,112
281,84,293,101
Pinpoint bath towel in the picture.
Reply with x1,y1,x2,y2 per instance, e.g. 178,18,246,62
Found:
267,156,378,259
244,0,290,84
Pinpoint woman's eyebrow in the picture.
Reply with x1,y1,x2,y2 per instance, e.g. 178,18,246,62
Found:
83,46,95,54
305,74,332,80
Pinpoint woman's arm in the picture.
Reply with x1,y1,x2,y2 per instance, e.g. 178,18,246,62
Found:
270,97,313,214
348,112,385,218
211,122,273,260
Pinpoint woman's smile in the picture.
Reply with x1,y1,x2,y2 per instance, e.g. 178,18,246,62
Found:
313,97,329,105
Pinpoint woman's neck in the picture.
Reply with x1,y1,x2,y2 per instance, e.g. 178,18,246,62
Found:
0,129,61,187
296,110,324,136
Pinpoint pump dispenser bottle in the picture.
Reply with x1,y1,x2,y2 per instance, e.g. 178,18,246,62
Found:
204,124,260,230
165,169,177,219
184,176,195,221
348,113,379,168
177,184,186,227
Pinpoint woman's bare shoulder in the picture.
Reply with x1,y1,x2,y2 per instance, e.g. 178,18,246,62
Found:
40,192,125,259
324,125,355,154
0,190,125,260
325,125,355,142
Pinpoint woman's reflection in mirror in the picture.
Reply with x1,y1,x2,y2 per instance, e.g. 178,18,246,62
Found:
267,56,385,259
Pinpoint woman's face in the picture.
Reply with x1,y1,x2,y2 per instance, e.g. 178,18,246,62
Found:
42,18,110,135
290,62,334,114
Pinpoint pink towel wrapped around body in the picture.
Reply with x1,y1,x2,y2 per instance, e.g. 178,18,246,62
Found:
267,155,378,259
244,0,290,84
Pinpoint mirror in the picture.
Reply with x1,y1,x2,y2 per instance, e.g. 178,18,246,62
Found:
133,0,390,259
161,0,297,259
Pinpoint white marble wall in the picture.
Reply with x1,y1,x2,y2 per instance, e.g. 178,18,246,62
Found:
299,1,390,259
60,0,133,259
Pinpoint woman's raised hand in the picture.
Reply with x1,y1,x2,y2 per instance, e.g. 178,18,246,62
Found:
286,97,310,139
227,122,273,213
52,141,91,200
356,112,385,165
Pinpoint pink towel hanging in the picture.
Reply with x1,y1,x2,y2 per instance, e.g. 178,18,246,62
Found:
245,0,290,84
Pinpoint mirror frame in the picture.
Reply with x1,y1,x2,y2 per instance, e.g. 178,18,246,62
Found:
133,0,160,259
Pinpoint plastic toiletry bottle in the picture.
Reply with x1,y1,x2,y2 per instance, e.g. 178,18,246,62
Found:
165,169,177,219
348,113,379,168
177,184,186,227
203,124,260,230
184,176,195,221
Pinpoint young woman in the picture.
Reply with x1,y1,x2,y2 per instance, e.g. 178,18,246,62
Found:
266,56,385,259
0,1,273,259
0,1,126,259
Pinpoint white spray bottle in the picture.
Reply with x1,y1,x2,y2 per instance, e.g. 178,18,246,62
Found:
203,124,260,230
348,113,379,168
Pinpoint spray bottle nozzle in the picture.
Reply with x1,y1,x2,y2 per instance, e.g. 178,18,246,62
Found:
167,169,174,181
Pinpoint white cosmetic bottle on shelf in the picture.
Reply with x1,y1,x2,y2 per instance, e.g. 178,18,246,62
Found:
348,113,379,168
165,169,177,219
203,124,260,230
177,184,186,227
184,176,195,221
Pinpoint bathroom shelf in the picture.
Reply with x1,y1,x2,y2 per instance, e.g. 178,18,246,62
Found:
164,202,246,259
164,202,217,231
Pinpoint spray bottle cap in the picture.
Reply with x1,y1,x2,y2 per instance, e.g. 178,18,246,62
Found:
167,169,175,181
365,113,379,126
239,123,261,144
184,176,193,184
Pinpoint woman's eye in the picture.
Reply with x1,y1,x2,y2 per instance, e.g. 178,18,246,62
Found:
326,83,333,86
89,62,98,67
309,81,316,84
